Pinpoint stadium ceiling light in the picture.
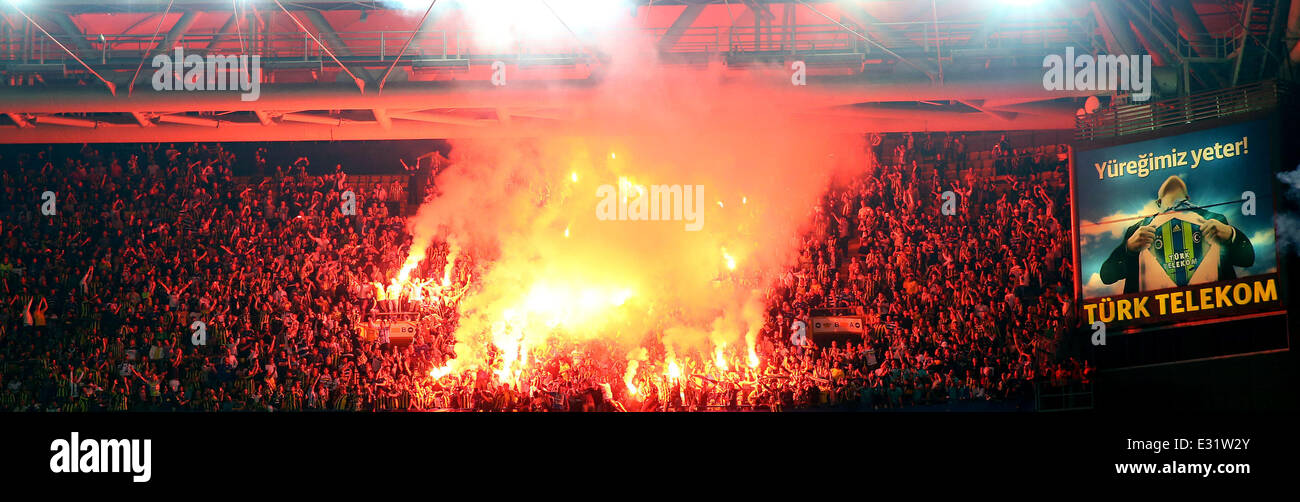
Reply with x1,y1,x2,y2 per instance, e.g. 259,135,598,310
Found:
442,0,632,51
381,0,433,10
995,0,1048,8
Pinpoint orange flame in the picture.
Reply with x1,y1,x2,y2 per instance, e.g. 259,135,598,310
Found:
665,352,682,382
624,360,639,395
429,364,454,379
366,48,862,386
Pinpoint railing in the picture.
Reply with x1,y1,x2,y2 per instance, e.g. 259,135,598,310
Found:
728,24,861,54
6,29,586,66
0,17,1099,66
642,25,724,54
832,18,1094,53
1075,79,1285,141
369,311,425,322
811,306,863,316
1138,0,1247,61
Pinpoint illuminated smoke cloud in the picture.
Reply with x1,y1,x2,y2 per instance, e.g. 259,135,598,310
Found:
1275,165,1300,254
394,12,866,374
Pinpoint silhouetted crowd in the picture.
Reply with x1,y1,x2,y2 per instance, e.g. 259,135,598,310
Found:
0,137,1089,412
764,133,1085,411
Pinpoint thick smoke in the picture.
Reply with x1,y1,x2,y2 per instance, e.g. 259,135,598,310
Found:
400,22,865,371
1274,165,1300,253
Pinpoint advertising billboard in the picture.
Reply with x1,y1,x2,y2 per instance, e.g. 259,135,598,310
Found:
1073,118,1281,329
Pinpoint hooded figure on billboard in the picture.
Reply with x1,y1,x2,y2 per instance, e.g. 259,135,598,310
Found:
1100,175,1255,293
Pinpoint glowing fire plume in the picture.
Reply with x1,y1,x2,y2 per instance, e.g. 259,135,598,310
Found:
492,311,527,383
374,34,863,391
624,361,639,395
625,348,648,396
665,351,682,382
441,237,460,287
714,341,728,372
429,364,454,379
721,247,737,271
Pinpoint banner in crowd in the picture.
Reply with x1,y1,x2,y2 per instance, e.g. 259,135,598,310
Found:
358,320,419,344
811,316,865,335
1073,118,1281,329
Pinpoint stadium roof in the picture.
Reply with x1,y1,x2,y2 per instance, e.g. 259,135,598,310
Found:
0,0,1290,142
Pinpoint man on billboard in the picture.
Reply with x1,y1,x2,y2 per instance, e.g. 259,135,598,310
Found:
1100,175,1255,293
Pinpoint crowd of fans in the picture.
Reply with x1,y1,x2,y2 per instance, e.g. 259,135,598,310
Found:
0,136,1089,412
766,132,1085,411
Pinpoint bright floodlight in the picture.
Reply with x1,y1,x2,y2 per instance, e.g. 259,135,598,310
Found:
380,0,433,10
444,0,633,51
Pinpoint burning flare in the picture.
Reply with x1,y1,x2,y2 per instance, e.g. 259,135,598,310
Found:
624,348,648,396
368,29,862,392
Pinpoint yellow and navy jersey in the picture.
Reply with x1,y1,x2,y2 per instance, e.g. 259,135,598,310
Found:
1102,205,1256,294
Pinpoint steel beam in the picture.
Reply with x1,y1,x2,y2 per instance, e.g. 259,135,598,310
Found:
301,9,375,84
826,1,939,77
157,113,220,126
148,11,201,56
205,14,239,52
49,14,92,52
1231,0,1256,86
957,99,1014,123
0,107,1074,144
281,112,346,125
658,4,706,51
34,114,98,127
1168,0,1217,58
1120,0,1178,67
130,111,154,126
1091,0,1140,56
0,68,1099,116
372,108,391,129
1290,0,1300,65
5,112,31,128
388,110,491,127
